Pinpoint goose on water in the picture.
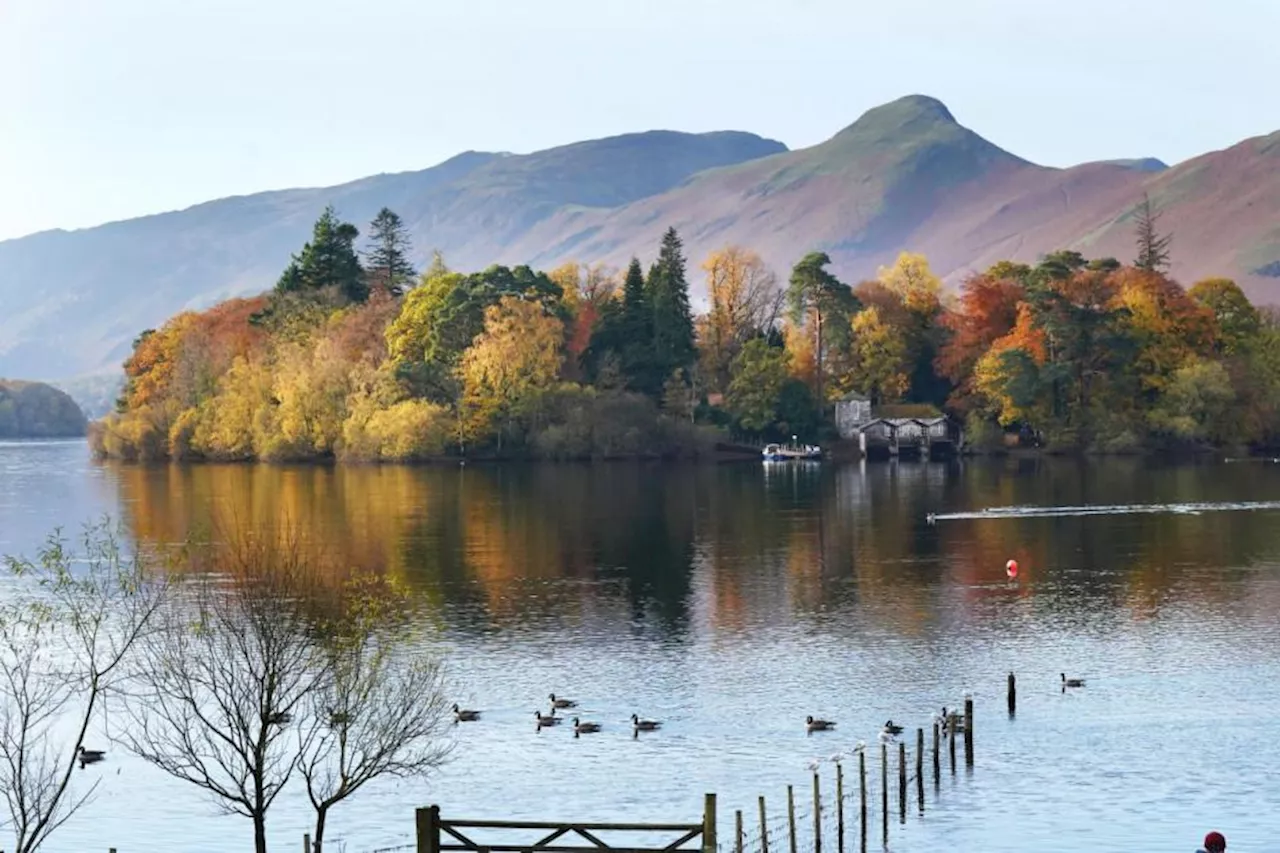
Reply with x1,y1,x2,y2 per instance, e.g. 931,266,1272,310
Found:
631,713,661,731
549,693,578,709
806,715,836,732
572,717,601,734
1061,673,1086,688
883,720,904,736
534,711,561,727
267,712,292,725
78,746,105,767
453,703,481,722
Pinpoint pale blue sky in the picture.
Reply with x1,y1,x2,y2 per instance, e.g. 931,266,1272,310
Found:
1,0,1277,241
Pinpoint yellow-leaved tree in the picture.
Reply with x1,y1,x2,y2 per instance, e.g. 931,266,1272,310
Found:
699,247,782,393
459,296,565,450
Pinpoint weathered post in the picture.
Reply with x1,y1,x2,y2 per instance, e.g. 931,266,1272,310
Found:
964,696,974,767
859,749,867,853
915,728,924,812
417,805,440,853
948,717,957,774
787,785,797,853
932,720,940,786
1008,672,1017,717
836,760,845,853
759,795,770,853
735,809,744,853
897,741,906,823
880,741,888,846
304,834,311,853
704,794,718,853
813,772,822,853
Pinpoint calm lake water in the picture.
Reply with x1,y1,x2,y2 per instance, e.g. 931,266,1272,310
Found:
3,440,1280,852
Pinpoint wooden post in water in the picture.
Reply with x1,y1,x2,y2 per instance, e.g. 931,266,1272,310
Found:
813,772,822,853
416,805,439,853
704,794,718,853
759,795,770,853
1008,672,1016,717
915,728,924,813
897,741,906,823
304,834,311,853
964,696,974,767
859,749,867,853
931,721,940,786
880,741,888,846
836,761,845,853
735,809,744,853
948,717,957,774
787,785,797,853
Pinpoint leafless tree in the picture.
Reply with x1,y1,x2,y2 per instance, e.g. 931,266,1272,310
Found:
298,579,453,852
119,536,328,853
0,524,166,853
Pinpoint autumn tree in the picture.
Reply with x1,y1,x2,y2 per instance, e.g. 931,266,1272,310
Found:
549,262,616,379
787,252,857,408
277,206,368,304
972,303,1049,427
699,246,782,393
848,306,910,403
459,296,566,448
1133,193,1172,273
936,273,1025,411
363,208,416,296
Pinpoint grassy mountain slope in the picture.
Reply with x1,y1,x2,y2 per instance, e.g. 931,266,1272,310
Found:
2,94,1278,382
0,131,785,379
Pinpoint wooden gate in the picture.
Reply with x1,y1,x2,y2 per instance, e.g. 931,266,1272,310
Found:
416,795,715,853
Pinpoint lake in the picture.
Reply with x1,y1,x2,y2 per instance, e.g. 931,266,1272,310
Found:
3,440,1280,852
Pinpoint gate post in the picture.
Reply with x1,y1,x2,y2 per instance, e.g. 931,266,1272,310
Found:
417,805,440,853
703,793,717,853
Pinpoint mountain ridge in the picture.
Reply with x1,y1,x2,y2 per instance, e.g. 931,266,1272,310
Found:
2,95,1278,381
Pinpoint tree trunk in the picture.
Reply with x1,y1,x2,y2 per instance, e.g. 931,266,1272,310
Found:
313,806,329,852
815,309,825,414
254,812,268,853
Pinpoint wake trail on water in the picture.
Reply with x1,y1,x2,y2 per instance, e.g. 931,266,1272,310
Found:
931,500,1280,522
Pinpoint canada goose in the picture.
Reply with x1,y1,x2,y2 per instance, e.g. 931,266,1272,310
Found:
534,711,561,727
572,717,601,734
267,712,292,725
1061,673,1085,688
78,746,105,766
452,703,481,722
806,715,836,732
883,720,904,736
631,713,661,731
549,693,578,709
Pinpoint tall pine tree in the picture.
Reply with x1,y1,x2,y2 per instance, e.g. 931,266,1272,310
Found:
1134,193,1172,273
275,205,367,303
364,207,417,296
644,228,696,396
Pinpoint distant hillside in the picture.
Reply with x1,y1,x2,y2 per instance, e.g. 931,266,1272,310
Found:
0,130,785,379
0,380,88,438
2,94,1279,381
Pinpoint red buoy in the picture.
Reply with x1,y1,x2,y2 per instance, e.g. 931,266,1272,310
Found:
1006,559,1019,578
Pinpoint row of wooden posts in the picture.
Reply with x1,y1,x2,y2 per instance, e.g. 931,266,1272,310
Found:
415,695,981,853
723,696,975,853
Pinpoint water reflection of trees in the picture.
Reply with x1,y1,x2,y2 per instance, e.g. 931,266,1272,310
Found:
107,459,1280,638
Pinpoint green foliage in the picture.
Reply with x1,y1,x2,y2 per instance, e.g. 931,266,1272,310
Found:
364,208,417,296
644,228,697,393
276,205,368,303
726,339,790,433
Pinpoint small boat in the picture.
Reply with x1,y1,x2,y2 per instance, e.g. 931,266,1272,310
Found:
762,443,823,462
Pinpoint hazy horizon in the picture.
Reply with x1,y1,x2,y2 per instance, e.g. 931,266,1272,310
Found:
2,0,1277,241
